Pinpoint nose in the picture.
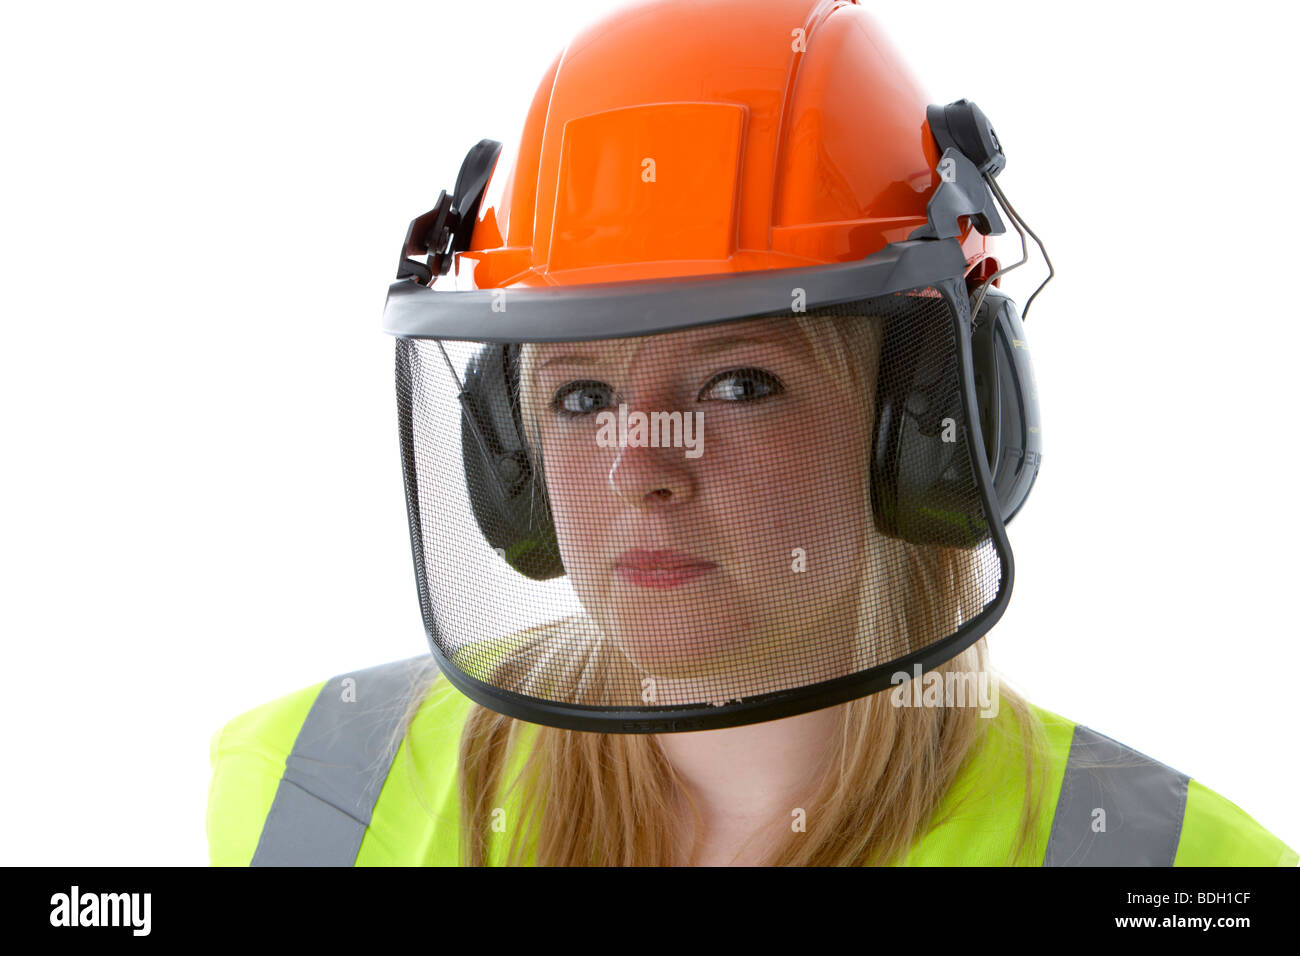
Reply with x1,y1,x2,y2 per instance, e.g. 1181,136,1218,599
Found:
607,433,697,508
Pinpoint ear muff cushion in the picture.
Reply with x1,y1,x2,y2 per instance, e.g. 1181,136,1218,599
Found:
460,343,564,580
980,291,1041,525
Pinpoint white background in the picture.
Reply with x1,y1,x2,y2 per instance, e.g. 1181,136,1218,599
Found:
2,0,1297,866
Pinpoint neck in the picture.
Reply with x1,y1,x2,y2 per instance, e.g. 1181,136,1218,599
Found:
654,704,845,860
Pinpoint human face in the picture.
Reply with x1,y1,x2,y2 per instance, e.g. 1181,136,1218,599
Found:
525,316,871,705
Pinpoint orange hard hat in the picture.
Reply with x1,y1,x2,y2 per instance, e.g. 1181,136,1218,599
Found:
451,0,998,290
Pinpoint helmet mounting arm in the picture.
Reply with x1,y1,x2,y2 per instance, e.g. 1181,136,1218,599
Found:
397,139,503,285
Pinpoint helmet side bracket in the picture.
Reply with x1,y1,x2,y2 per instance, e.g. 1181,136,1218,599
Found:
397,139,504,284
909,99,1007,242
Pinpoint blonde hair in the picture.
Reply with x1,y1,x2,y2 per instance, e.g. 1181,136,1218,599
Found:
396,308,1051,865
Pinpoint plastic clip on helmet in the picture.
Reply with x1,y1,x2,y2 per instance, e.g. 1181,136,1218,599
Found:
383,0,1048,734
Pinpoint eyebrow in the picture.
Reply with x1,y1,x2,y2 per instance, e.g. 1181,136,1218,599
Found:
536,331,793,371
538,351,605,371
696,333,790,355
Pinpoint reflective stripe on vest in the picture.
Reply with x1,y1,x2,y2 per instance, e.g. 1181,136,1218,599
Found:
251,656,436,867
1042,724,1190,866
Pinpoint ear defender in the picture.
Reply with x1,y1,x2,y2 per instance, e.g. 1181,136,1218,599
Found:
458,288,1040,574
870,286,1041,546
459,342,564,580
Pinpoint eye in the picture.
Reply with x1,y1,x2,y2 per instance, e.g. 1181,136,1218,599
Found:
550,380,614,417
698,368,785,403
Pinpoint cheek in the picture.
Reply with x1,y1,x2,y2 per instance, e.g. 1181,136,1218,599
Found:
709,402,867,578
537,431,611,561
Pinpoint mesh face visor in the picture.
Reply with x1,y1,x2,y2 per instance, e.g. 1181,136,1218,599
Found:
390,261,1015,733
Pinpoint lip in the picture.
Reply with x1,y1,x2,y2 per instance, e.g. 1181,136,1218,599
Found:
616,548,717,589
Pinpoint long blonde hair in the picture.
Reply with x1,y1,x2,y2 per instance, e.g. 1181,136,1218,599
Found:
397,308,1051,865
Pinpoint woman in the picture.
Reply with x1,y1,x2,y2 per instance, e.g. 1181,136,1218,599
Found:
207,0,1297,867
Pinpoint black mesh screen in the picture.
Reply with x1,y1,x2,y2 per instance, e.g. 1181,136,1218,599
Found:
396,286,1006,728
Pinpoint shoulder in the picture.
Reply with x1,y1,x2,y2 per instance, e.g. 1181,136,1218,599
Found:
206,656,467,866
1028,705,1297,867
206,672,329,866
1176,778,1298,866
920,700,1295,866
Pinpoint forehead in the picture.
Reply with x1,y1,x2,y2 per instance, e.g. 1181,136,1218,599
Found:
531,315,809,368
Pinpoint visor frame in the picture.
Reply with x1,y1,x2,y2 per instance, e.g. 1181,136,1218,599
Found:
383,237,969,344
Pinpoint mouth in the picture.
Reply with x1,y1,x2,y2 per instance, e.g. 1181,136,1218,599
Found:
616,549,717,590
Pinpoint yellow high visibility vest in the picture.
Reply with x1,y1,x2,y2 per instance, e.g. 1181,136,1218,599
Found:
206,657,1298,866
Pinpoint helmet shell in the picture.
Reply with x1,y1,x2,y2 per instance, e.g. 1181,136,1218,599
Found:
460,0,995,289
